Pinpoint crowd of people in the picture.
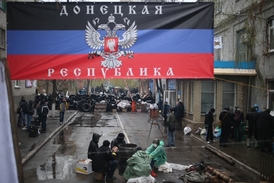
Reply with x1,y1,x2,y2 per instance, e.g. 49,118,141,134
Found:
17,94,67,134
87,132,167,181
204,104,274,153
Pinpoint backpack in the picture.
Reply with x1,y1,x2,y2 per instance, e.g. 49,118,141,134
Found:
40,105,49,117
29,126,38,137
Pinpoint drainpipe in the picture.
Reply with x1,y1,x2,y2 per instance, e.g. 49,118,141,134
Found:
247,76,252,113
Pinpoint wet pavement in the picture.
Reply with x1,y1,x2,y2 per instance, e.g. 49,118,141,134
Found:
16,110,268,183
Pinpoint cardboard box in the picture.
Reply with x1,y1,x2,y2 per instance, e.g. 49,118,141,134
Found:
76,159,92,175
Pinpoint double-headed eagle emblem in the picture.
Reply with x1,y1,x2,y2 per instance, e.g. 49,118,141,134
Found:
85,14,137,69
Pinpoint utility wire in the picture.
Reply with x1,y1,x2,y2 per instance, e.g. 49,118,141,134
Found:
214,77,268,91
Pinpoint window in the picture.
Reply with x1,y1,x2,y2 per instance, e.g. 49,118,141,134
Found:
236,29,248,62
0,28,5,49
222,82,235,110
269,19,274,52
14,80,20,88
0,0,6,11
215,0,222,14
267,81,274,112
201,82,215,113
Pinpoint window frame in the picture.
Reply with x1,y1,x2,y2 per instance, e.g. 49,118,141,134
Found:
215,0,222,14
222,82,236,111
14,80,20,88
269,18,274,53
0,0,6,12
236,29,248,62
0,28,5,49
201,81,216,114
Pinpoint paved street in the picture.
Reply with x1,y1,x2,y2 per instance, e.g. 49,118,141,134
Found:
16,110,264,183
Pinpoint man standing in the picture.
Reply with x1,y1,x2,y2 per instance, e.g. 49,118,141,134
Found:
38,100,49,133
219,106,233,147
205,108,215,144
233,106,244,142
162,101,170,127
59,98,66,125
255,109,273,152
246,107,258,148
26,100,35,132
174,100,185,130
165,108,177,147
87,133,101,160
18,96,28,128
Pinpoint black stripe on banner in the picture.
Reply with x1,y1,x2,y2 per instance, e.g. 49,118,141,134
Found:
7,2,214,30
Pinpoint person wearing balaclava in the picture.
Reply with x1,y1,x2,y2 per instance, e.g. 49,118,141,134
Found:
145,138,167,177
87,133,101,160
111,133,126,149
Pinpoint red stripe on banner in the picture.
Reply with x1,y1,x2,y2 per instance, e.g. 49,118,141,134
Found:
7,54,213,79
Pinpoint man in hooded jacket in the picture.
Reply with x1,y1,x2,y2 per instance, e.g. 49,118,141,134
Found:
219,106,234,147
146,139,167,177
87,133,101,160
111,133,126,149
255,109,273,152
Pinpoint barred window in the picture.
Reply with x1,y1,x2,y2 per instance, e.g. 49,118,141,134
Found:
269,19,274,52
0,28,5,49
201,82,215,113
222,82,235,111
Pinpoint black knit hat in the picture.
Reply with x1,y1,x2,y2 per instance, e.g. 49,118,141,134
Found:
117,133,124,139
103,140,110,147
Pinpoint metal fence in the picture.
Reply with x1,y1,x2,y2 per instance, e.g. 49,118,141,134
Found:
260,152,274,180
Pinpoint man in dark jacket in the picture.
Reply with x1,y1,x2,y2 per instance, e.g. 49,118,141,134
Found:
37,100,49,133
111,133,126,149
205,108,215,144
18,96,28,127
162,101,170,127
165,108,177,147
92,140,118,181
219,106,233,147
174,100,185,130
87,133,101,160
255,109,273,152
246,107,258,148
26,100,35,132
232,106,244,142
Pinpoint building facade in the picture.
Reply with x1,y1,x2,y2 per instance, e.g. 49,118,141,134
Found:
161,0,274,127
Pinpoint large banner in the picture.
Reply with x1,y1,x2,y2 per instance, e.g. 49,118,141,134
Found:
7,2,214,80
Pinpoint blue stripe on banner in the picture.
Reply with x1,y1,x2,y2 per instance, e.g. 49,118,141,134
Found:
7,29,213,54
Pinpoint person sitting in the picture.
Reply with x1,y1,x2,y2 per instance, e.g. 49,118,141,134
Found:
87,133,101,160
123,147,152,181
92,140,118,181
111,133,126,149
145,138,167,177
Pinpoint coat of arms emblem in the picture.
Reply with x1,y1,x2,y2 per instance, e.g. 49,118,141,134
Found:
85,14,137,69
